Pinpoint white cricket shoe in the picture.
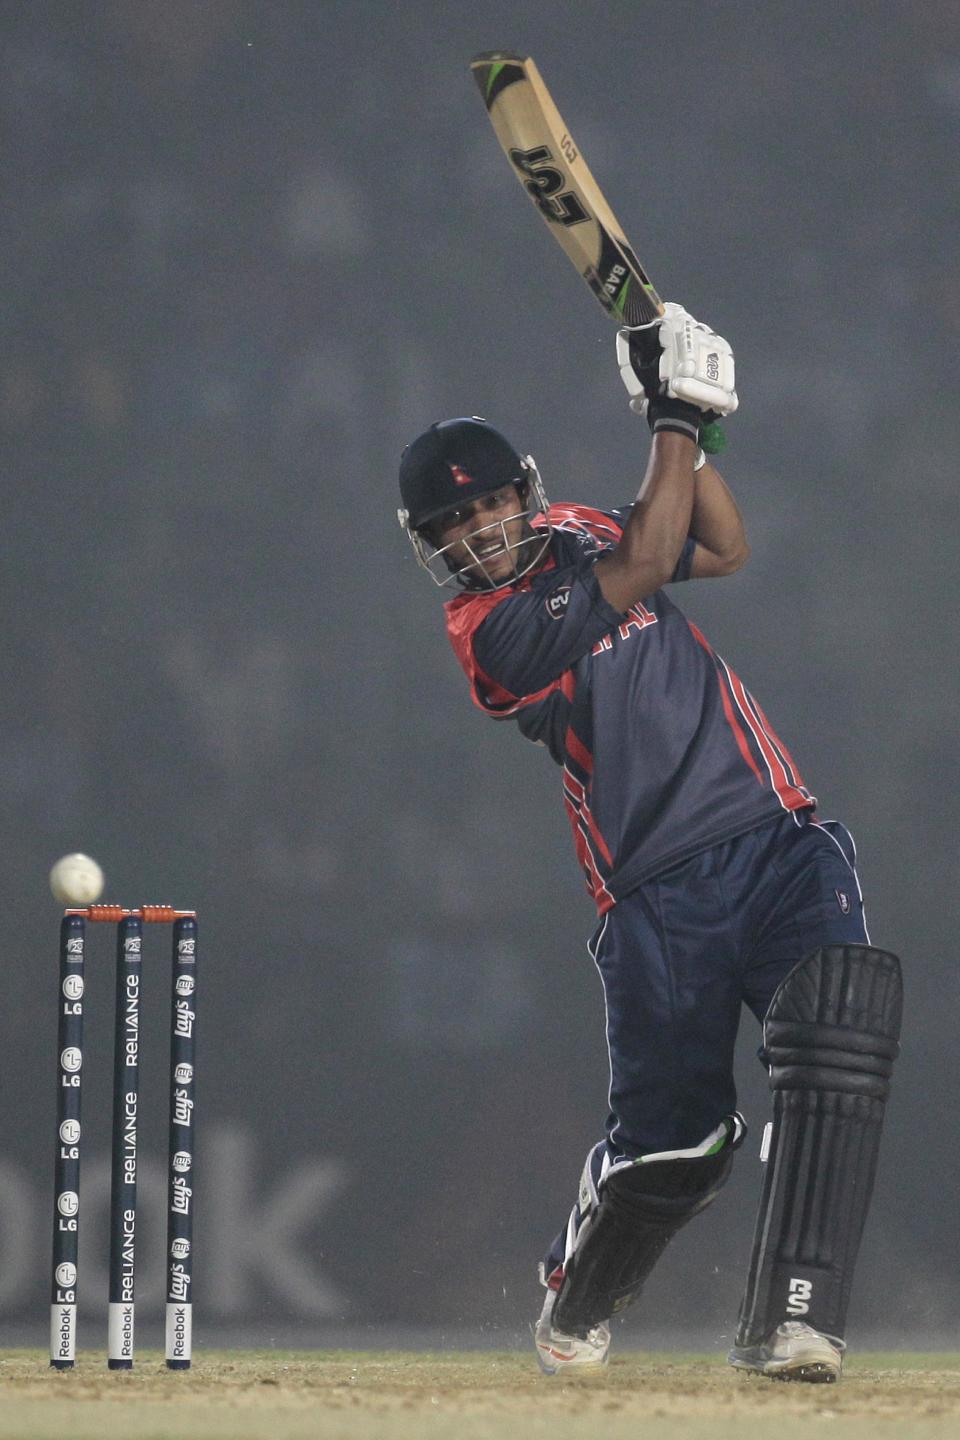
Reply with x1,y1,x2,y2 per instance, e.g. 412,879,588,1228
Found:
728,1320,844,1382
533,1286,610,1376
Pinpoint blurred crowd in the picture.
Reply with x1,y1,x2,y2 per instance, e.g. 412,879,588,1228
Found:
1,1,957,1330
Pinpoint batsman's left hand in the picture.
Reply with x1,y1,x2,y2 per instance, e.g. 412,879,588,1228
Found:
617,302,738,418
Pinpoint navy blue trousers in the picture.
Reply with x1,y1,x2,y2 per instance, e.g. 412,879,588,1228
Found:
543,811,869,1276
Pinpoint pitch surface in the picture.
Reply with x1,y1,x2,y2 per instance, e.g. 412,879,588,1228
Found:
1,1350,958,1439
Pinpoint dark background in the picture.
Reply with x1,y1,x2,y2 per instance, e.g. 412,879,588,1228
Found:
1,0,956,1348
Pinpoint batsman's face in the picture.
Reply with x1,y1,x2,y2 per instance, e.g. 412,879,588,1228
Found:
432,484,533,586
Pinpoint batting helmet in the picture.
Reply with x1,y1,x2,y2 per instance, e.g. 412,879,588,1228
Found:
397,416,550,589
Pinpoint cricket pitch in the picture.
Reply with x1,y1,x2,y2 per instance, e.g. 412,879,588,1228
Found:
1,1349,959,1440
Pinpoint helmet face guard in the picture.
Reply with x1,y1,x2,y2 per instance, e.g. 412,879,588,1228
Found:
398,458,551,590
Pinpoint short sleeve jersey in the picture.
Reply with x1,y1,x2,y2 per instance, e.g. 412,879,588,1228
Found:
445,503,815,913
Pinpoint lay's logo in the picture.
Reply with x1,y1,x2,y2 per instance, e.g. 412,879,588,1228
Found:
449,464,474,486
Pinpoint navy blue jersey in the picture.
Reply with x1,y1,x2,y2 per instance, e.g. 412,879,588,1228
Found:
445,504,815,913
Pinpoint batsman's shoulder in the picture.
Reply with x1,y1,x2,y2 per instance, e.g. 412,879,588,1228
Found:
445,582,499,616
544,503,625,543
444,582,517,649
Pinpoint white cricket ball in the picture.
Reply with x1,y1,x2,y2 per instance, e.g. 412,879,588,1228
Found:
49,853,105,906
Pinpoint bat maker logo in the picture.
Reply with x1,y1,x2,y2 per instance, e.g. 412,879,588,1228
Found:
602,262,629,303
508,145,588,228
787,1277,813,1315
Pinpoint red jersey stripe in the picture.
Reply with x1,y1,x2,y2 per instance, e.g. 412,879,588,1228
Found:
747,693,806,790
562,794,616,908
470,654,565,715
564,725,594,776
688,622,765,786
721,659,809,810
563,774,616,869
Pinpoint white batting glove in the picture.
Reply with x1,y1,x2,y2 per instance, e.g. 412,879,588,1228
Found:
616,302,738,418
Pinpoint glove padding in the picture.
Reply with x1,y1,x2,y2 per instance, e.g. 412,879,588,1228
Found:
617,302,738,419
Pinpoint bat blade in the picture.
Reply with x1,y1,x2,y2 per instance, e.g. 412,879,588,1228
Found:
471,52,664,326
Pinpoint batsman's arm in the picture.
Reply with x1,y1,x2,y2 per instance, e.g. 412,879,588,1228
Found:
687,462,749,578
594,432,697,612
601,302,743,603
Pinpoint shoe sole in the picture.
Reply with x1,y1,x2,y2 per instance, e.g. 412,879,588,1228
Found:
536,1355,609,1377
729,1356,840,1384
534,1341,609,1377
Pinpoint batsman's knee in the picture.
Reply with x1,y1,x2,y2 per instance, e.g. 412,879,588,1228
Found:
598,1146,735,1224
761,942,901,1102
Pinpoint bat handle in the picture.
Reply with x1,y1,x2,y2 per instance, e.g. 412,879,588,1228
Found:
699,421,726,455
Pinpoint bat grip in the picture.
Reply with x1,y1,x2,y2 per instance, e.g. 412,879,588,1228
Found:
699,421,726,455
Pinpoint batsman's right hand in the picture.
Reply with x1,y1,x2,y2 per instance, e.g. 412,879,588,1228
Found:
617,302,738,418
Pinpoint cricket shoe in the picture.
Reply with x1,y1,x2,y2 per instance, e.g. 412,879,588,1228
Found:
728,1321,844,1383
533,1286,610,1376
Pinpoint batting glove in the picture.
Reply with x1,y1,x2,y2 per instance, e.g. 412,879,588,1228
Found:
617,303,738,431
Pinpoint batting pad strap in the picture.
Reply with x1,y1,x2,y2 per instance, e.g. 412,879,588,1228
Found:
613,1112,747,1169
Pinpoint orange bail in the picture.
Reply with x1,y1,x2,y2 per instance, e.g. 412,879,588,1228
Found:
64,905,197,922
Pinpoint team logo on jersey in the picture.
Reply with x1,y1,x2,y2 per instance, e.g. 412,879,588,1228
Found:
835,890,851,914
545,585,571,619
448,463,474,486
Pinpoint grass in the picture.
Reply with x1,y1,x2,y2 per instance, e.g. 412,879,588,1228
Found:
1,1349,959,1439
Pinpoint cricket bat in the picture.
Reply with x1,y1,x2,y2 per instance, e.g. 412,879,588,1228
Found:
471,52,728,452
470,52,664,327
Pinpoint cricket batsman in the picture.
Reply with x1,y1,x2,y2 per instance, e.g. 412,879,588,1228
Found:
396,306,902,1381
